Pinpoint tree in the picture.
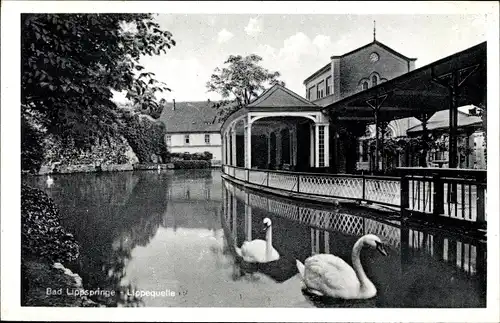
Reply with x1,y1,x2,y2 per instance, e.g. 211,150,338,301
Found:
21,14,175,152
206,54,284,122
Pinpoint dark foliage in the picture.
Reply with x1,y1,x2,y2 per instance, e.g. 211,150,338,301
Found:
21,116,45,173
21,13,175,149
170,151,213,161
21,185,79,264
206,54,284,123
119,112,169,163
172,160,210,169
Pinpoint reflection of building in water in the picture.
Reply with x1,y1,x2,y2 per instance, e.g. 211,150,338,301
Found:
166,170,222,202
222,179,486,284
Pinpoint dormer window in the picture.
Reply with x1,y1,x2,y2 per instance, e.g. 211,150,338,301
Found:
372,75,378,86
362,81,369,90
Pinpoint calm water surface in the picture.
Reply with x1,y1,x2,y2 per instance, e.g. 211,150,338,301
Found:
24,169,486,307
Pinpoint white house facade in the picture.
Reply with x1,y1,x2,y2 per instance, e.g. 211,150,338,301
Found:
159,101,222,163
166,132,222,161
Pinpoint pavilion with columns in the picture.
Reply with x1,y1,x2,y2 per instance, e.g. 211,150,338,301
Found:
221,84,330,171
221,41,486,175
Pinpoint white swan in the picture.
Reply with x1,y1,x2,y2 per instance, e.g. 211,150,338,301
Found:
46,175,54,187
235,218,280,263
296,234,388,299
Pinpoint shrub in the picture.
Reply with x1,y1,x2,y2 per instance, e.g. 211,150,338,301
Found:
21,185,79,264
172,160,210,169
170,151,213,161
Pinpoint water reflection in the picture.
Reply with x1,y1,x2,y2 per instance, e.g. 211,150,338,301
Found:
22,170,485,307
222,178,486,308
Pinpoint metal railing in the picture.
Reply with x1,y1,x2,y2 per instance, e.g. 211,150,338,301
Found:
223,164,400,208
223,165,487,228
399,167,487,228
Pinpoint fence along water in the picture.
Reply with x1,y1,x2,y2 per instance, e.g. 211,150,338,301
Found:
222,165,487,228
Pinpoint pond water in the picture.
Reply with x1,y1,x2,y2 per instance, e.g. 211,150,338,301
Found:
24,169,486,307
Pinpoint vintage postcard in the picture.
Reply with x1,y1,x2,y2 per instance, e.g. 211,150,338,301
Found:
1,1,499,322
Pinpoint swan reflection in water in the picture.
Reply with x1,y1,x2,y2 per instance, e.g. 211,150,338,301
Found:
232,217,298,283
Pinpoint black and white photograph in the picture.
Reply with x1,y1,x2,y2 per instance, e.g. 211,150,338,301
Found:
1,1,499,322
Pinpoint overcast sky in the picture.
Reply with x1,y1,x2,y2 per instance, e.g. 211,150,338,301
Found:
113,14,488,103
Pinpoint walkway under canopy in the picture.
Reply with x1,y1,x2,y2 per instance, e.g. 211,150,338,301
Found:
323,41,487,170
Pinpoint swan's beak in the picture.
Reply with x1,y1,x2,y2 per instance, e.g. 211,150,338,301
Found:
262,224,269,232
375,241,388,256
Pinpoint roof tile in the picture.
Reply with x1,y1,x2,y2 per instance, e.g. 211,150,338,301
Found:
159,101,221,133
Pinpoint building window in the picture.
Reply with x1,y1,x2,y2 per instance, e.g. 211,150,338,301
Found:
372,75,378,86
362,81,369,90
316,80,325,99
205,134,210,144
318,126,325,167
165,135,171,146
308,86,315,100
326,76,332,95
184,134,190,144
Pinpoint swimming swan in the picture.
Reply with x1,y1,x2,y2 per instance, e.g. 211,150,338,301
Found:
235,218,280,263
296,234,388,299
46,175,54,187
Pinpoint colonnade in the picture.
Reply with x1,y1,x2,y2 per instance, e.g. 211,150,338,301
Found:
222,116,330,169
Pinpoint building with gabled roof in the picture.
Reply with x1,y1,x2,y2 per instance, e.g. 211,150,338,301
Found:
304,38,417,107
158,100,222,163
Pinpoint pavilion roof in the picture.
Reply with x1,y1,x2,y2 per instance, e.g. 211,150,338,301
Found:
322,42,487,122
247,84,318,109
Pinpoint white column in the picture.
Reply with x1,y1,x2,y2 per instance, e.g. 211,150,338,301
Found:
324,124,330,167
222,133,226,165
243,123,248,168
231,127,237,166
245,122,252,168
309,124,315,167
315,124,320,167
227,132,230,165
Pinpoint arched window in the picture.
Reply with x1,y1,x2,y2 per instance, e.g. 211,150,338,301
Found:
372,75,378,86
362,81,368,90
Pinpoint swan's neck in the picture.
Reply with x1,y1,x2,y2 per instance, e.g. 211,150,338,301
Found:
352,238,375,294
266,227,273,261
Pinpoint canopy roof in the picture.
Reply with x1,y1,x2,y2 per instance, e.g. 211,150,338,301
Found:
323,42,487,122
407,109,482,134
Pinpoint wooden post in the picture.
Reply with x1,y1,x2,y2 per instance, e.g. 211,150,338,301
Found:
400,174,410,219
476,183,486,225
433,173,444,216
362,174,366,201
